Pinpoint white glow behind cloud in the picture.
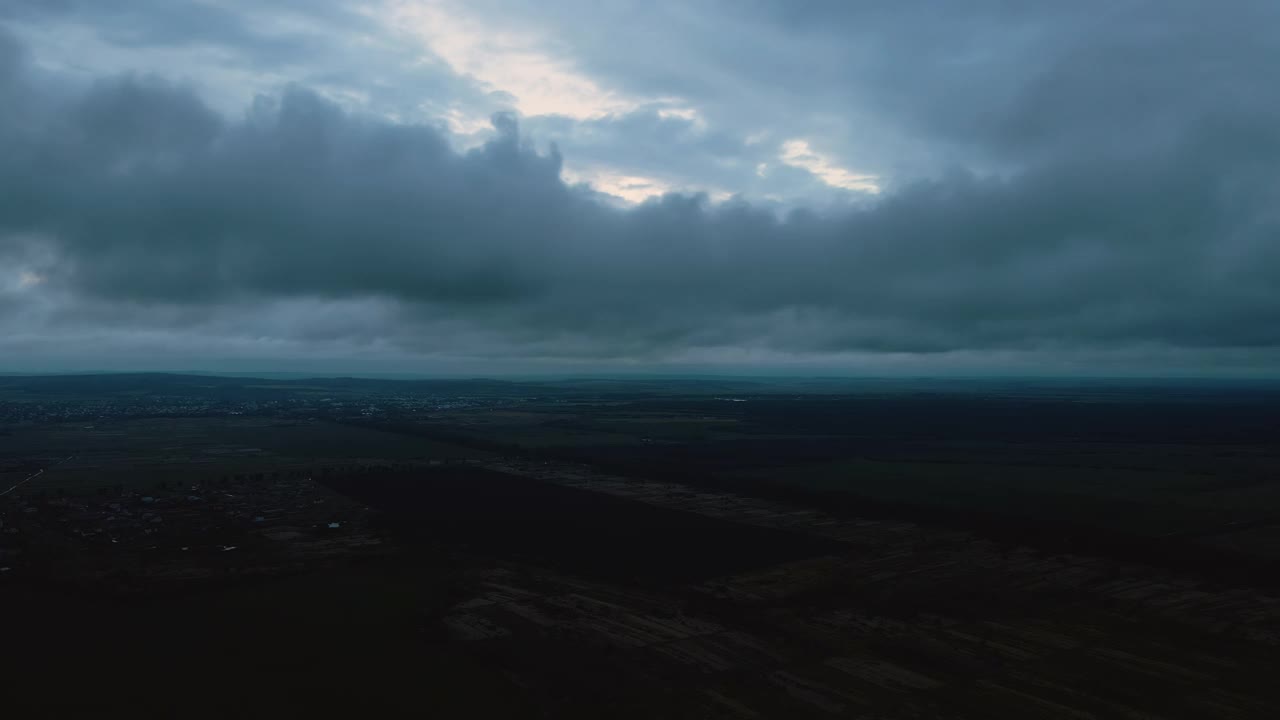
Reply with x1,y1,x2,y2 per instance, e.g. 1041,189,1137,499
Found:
388,0,723,204
780,139,880,194
392,0,650,121
562,167,673,204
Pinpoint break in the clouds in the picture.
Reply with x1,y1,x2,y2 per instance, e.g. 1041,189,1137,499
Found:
2,1,1280,375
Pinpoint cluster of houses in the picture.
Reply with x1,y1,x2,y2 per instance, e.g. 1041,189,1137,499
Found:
0,468,385,587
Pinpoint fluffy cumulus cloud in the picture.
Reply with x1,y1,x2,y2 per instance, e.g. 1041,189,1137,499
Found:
1,1,1280,375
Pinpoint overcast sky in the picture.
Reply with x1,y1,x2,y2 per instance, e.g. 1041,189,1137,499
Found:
2,1,1279,376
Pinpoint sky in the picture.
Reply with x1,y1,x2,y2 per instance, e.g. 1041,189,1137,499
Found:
1,0,1279,376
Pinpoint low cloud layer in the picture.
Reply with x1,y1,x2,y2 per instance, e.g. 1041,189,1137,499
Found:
2,3,1280,375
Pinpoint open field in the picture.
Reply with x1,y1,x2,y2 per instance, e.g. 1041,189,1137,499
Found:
0,417,484,494
386,388,1280,557
324,465,842,585
5,374,1280,716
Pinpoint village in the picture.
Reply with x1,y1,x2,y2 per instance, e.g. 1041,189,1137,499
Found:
0,466,386,589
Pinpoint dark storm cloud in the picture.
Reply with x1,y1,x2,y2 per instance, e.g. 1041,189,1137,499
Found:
484,0,1280,178
1,0,494,132
0,0,340,72
2,2,1280,371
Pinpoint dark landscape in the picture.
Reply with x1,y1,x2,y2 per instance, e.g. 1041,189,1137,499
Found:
5,2,1280,715
5,373,1280,717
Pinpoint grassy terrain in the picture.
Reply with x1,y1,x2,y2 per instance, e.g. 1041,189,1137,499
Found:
0,418,484,494
404,392,1280,555
5,558,531,718
7,375,1280,717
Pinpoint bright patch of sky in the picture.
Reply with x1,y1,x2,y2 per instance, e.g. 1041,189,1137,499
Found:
391,0,655,121
562,167,675,204
7,0,886,208
779,140,880,194
562,167,731,205
387,0,780,205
